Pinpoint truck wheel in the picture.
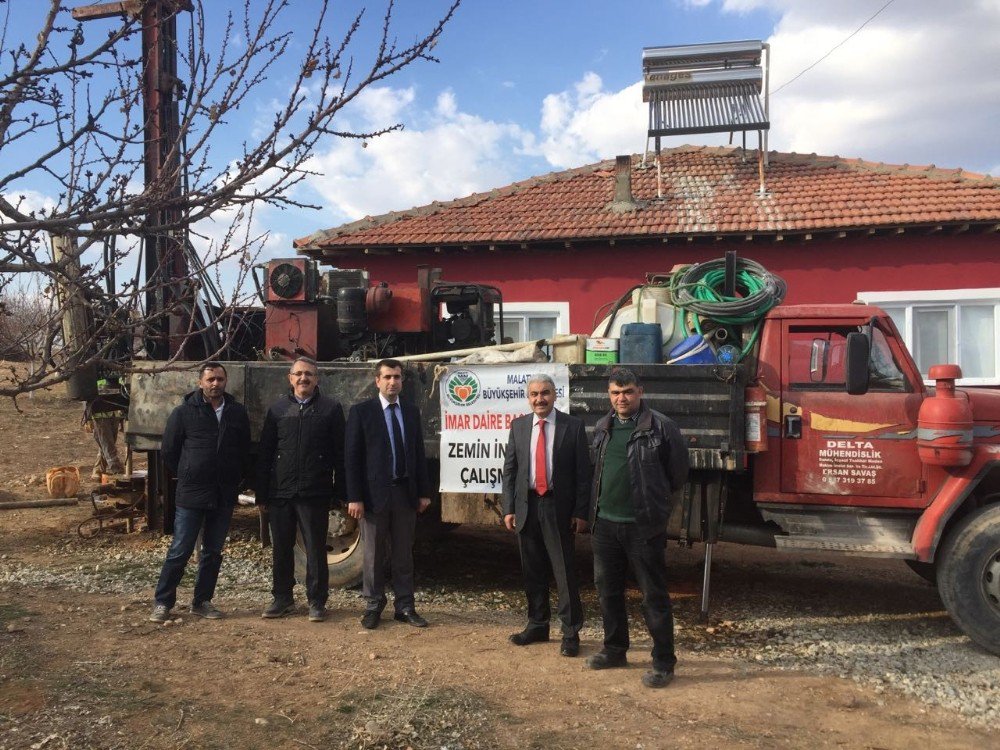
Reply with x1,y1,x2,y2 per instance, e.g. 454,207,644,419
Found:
904,559,937,584
937,504,1000,655
294,506,363,589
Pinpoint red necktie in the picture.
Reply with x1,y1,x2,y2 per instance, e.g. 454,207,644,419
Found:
534,419,548,495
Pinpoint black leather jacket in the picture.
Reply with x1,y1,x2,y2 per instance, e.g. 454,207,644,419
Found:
161,390,251,510
589,402,689,536
257,389,346,506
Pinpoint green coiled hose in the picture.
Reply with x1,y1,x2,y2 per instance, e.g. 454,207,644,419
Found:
669,258,787,360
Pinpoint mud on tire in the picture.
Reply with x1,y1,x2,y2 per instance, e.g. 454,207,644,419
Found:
937,503,1000,655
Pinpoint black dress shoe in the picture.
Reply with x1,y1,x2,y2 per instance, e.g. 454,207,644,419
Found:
642,669,674,688
509,628,550,646
560,638,580,657
361,609,381,630
586,650,627,670
394,609,428,628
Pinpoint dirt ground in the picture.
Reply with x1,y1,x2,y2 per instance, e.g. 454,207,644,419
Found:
0,384,997,749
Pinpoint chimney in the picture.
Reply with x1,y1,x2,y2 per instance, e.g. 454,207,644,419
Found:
607,154,643,213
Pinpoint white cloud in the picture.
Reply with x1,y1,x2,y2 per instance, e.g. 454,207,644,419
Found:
355,85,417,129
531,75,647,169
300,86,533,223
1,189,57,218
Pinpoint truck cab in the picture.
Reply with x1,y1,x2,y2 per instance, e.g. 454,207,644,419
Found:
736,304,1000,654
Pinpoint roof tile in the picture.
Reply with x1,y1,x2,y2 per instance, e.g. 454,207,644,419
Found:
295,146,1000,251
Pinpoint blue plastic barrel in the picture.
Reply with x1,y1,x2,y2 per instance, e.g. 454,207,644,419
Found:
619,323,663,363
666,334,716,364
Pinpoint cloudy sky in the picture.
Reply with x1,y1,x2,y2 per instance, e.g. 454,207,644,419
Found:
4,0,999,273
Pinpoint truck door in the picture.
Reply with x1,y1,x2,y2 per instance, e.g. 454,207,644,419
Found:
779,322,926,502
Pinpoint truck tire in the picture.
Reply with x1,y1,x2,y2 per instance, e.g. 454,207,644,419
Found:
936,504,1000,655
293,506,363,589
904,559,937,584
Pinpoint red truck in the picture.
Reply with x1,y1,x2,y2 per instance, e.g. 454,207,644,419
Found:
126,301,1000,656
692,303,1000,656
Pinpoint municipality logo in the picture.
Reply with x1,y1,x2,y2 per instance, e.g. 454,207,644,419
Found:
446,370,481,406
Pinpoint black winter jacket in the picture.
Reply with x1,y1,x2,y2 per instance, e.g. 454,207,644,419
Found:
256,390,346,506
590,402,689,537
161,390,252,510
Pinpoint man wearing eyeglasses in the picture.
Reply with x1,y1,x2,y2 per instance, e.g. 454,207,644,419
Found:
257,357,346,623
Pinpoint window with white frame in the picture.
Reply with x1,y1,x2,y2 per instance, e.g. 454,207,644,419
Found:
495,302,569,343
856,288,1000,385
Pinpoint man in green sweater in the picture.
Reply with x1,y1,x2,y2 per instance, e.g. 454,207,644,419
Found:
587,368,689,688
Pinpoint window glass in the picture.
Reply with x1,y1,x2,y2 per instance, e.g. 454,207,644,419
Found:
880,306,905,336
501,318,525,343
869,327,908,391
527,316,557,341
913,308,950,375
858,290,1000,384
960,305,996,378
788,325,908,392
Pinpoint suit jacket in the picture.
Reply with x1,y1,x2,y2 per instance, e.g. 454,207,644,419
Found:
345,396,431,512
501,409,592,534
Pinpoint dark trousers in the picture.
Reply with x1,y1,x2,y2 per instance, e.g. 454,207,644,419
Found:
361,484,417,614
518,493,583,638
154,504,235,608
268,500,330,607
592,518,676,672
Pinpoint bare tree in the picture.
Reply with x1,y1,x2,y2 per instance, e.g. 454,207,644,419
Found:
0,0,460,397
0,277,57,363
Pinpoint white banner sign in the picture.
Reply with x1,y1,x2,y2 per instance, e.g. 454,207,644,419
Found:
439,364,570,492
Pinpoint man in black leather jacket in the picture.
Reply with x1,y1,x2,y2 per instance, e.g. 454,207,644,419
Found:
257,357,346,623
587,367,689,688
149,362,252,623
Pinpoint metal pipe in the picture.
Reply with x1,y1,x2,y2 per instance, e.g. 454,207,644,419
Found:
393,334,583,362
655,149,663,199
762,42,770,166
719,522,778,547
699,542,714,622
758,146,766,198
0,498,79,510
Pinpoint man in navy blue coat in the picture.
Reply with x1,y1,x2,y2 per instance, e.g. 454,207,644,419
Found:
149,362,251,623
345,359,431,629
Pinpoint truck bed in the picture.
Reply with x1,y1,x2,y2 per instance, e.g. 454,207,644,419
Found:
567,363,745,471
127,361,746,470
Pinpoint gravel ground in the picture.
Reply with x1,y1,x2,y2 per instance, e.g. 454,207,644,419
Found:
2,518,998,730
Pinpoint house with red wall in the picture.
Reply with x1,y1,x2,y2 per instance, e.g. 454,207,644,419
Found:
295,145,1000,385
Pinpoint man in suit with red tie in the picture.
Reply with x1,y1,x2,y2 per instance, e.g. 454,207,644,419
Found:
345,359,431,630
501,373,592,656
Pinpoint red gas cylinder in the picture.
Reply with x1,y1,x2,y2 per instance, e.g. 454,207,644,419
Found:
917,364,973,467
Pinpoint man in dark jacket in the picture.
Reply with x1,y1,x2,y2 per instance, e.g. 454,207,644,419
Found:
149,362,252,623
587,367,689,688
257,357,346,623
501,373,591,656
345,359,431,630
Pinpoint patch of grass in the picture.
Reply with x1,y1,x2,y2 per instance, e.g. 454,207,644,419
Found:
324,685,500,750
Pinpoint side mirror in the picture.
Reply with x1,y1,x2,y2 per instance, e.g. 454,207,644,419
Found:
809,339,829,382
845,332,870,395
